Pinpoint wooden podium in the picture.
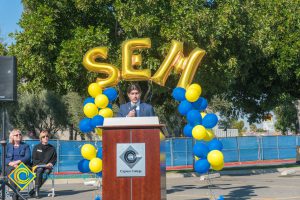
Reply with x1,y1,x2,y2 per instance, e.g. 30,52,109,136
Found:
101,117,166,200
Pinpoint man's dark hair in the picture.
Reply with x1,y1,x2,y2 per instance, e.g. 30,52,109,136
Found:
127,83,141,94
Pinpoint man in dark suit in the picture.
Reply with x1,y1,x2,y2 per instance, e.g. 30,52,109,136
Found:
117,83,155,117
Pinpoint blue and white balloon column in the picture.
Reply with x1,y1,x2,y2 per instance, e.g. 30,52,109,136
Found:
172,83,224,174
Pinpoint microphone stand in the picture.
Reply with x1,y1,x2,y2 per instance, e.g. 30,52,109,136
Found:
0,103,27,200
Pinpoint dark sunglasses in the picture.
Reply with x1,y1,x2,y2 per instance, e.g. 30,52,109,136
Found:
41,135,49,139
14,134,22,137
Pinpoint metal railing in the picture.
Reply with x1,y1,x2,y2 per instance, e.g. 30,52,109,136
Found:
0,136,298,172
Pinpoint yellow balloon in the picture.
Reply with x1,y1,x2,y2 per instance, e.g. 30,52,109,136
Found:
122,38,151,81
88,83,102,98
83,103,98,118
192,125,207,140
185,88,201,102
83,47,120,88
200,112,207,118
81,144,97,160
194,156,199,161
160,132,165,141
203,129,215,142
211,162,224,171
89,157,103,173
188,83,202,93
95,128,103,136
95,94,109,108
99,108,113,118
207,150,224,166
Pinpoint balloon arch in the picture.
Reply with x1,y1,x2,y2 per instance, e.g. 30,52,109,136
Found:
77,38,224,197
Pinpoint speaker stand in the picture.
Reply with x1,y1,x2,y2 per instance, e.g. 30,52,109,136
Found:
0,104,27,200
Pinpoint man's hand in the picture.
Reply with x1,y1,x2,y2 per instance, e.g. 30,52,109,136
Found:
127,110,136,117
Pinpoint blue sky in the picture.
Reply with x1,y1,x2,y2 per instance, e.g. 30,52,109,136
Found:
0,0,23,45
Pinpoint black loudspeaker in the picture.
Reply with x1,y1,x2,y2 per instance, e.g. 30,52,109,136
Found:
0,56,17,102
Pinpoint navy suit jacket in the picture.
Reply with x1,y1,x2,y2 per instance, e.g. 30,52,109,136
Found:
117,102,155,117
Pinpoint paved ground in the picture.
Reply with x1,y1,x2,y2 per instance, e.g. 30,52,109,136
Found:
6,166,300,200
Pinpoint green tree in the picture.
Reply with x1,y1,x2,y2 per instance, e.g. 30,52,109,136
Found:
8,90,68,138
274,94,298,135
8,0,300,132
63,92,85,140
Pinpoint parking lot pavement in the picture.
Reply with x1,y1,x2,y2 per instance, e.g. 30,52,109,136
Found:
167,169,300,200
9,167,300,200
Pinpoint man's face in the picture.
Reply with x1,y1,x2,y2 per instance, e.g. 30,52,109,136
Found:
127,89,141,104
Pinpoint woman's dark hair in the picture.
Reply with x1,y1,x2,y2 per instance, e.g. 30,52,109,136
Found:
127,83,141,94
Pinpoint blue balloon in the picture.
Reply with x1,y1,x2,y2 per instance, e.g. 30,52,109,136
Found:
202,113,218,128
183,124,193,137
107,103,113,109
79,118,93,133
90,115,104,128
78,159,90,173
208,138,223,151
193,142,209,158
217,195,224,200
192,97,208,111
83,97,95,106
178,100,192,115
194,159,210,174
96,172,102,178
97,148,103,159
94,195,102,200
172,87,186,101
186,110,202,126
103,87,118,102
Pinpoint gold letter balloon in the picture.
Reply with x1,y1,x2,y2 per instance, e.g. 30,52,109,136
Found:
121,38,151,81
83,47,120,88
83,38,206,89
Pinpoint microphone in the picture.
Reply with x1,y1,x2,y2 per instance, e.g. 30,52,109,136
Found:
130,104,137,117
130,104,137,111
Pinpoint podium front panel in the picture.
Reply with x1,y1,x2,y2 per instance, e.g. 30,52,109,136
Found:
102,126,165,200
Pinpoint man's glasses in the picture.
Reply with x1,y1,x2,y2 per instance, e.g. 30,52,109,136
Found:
14,134,22,137
42,135,49,139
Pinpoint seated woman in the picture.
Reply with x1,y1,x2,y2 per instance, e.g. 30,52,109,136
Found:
5,129,31,200
31,130,57,199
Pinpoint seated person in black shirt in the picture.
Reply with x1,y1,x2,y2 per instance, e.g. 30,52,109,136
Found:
31,131,57,198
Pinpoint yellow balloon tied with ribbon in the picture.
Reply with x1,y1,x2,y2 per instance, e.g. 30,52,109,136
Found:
95,94,109,109
203,129,215,142
99,108,113,118
81,144,97,160
88,83,102,98
89,157,103,173
83,103,98,118
207,150,224,166
185,88,201,102
211,162,224,171
192,125,207,140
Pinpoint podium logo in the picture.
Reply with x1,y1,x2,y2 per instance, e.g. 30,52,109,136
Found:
8,162,36,190
120,145,142,169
